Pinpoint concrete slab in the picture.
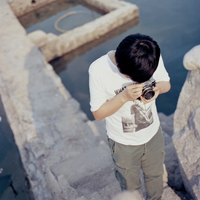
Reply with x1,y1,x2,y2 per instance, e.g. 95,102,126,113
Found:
51,141,112,184
72,166,121,199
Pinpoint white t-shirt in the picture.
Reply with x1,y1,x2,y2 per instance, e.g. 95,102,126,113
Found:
89,51,170,145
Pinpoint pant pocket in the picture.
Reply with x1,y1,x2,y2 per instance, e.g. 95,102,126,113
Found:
114,164,128,190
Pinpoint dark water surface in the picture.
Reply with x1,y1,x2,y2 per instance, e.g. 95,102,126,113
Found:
0,97,32,200
49,0,200,120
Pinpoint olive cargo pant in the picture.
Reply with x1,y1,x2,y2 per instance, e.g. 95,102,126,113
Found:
107,126,165,200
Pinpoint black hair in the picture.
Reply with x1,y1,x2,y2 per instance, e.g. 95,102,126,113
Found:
115,33,160,83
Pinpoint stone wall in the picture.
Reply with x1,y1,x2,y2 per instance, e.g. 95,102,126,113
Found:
173,45,200,200
26,0,138,62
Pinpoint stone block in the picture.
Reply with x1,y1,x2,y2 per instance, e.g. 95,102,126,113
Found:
173,46,200,199
44,168,62,200
47,33,57,42
51,141,112,184
183,45,200,70
71,165,120,199
27,30,48,47
57,175,79,200
75,197,87,200
162,186,181,200
29,137,46,158
82,0,124,13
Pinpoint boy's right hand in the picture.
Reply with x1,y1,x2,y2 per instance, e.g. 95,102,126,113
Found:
120,83,144,102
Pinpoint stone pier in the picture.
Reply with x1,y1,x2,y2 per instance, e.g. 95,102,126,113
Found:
0,0,184,199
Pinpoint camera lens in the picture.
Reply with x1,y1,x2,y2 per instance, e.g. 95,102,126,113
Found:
143,90,155,100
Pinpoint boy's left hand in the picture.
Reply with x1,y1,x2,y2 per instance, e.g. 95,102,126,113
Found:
140,86,160,104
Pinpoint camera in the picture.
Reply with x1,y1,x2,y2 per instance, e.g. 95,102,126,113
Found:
142,78,156,100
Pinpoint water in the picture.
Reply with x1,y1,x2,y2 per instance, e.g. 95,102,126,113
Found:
48,0,200,120
25,2,102,35
0,97,32,200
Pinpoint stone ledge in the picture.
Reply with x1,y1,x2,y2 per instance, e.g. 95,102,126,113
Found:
25,0,139,61
183,45,200,71
1,0,93,199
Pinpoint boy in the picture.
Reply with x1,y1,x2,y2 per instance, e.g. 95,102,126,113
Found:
89,34,171,200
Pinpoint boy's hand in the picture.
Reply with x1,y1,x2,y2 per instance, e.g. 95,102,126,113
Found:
121,83,144,102
140,86,160,104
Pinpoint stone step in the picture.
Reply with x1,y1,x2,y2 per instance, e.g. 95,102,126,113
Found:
75,197,87,200
45,120,104,167
162,185,181,200
71,165,121,200
50,141,112,184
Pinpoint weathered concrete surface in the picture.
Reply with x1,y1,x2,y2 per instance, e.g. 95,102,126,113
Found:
173,45,200,200
81,0,129,13
0,1,98,199
162,186,181,200
26,0,139,62
51,141,112,184
7,0,134,17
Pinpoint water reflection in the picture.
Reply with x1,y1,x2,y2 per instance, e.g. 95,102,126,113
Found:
0,97,32,200
50,17,139,74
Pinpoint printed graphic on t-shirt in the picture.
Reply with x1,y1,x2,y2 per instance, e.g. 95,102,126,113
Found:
114,86,127,95
122,100,153,132
115,87,154,133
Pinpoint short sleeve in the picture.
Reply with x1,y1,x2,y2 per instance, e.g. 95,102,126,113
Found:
89,63,107,112
153,55,170,82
